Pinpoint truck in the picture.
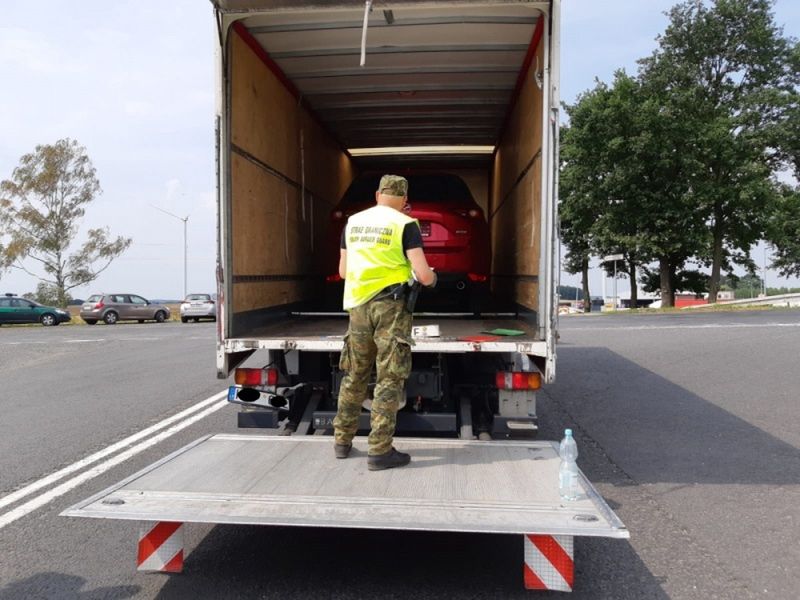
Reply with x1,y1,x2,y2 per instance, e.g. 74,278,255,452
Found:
65,1,629,592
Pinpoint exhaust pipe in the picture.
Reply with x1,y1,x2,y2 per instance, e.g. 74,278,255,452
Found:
236,388,290,410
456,281,466,291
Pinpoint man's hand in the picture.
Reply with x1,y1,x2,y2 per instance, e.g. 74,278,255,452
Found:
407,248,436,286
427,269,437,288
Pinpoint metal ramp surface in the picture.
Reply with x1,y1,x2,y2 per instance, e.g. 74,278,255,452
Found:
63,434,628,539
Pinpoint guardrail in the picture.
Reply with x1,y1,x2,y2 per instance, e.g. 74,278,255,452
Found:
683,293,800,309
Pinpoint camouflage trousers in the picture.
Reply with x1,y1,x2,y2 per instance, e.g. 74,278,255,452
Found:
334,296,413,456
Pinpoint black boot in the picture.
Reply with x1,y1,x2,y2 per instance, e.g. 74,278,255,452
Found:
368,448,411,471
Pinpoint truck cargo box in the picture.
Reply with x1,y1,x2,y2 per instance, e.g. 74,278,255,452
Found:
213,0,559,384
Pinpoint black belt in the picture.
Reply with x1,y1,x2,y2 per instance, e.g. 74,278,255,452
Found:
372,283,406,301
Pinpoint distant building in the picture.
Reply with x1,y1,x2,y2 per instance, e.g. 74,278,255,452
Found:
716,290,735,302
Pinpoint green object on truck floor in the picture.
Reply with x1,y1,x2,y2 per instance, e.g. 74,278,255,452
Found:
482,328,525,336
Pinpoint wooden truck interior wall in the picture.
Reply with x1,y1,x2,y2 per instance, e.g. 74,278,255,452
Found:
227,7,545,324
489,26,544,312
229,28,354,324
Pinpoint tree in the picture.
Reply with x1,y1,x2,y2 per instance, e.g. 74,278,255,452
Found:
23,282,73,306
766,187,800,277
569,71,706,307
639,0,798,303
560,105,607,314
0,139,132,307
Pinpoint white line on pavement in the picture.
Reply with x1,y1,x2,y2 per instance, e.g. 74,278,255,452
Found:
0,399,228,529
0,390,227,514
565,322,800,332
0,397,229,530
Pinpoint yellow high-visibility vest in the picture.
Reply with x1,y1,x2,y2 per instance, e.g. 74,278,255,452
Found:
342,205,417,310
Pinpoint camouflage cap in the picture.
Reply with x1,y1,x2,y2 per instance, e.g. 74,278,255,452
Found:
378,174,408,197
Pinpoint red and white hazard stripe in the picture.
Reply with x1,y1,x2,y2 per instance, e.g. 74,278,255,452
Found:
137,521,184,573
523,534,574,592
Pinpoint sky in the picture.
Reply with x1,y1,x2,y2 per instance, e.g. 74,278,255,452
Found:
0,0,798,301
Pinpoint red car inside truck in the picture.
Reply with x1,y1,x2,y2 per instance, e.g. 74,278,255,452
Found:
325,172,491,313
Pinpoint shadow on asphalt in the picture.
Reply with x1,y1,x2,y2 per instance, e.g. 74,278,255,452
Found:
0,573,139,600
153,525,667,599
542,346,800,486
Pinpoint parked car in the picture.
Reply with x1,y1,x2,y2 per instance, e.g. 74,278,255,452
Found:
180,294,217,323
325,172,491,312
0,293,72,326
79,294,171,325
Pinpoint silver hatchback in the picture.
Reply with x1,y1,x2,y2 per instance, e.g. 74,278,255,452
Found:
80,294,171,325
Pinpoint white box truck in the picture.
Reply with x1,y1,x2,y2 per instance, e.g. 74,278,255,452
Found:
65,2,629,592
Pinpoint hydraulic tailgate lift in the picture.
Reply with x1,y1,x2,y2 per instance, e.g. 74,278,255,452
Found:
63,434,628,592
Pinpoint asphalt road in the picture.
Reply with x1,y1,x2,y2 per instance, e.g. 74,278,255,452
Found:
0,311,798,599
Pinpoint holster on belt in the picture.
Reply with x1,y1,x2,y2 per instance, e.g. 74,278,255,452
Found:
405,279,422,313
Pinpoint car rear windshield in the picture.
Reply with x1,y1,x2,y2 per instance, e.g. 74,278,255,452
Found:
185,294,211,301
339,174,474,206
87,295,102,302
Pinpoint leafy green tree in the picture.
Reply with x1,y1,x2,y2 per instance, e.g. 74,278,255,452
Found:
560,104,608,314
603,71,706,307
639,0,798,303
641,267,710,297
0,139,132,308
766,187,800,277
23,282,73,306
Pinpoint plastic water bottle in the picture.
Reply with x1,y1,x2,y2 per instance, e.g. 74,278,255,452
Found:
558,429,580,501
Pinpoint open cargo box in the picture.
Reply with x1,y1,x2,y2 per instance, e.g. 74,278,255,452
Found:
214,1,559,381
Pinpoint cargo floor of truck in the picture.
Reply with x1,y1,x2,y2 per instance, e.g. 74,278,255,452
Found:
227,316,548,355
63,434,628,539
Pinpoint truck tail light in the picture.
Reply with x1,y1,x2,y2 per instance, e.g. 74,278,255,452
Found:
235,367,279,387
495,371,541,390
467,273,488,282
326,274,342,283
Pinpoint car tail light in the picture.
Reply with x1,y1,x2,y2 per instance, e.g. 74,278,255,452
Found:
495,371,541,390
332,210,344,220
94,301,105,309
468,209,481,218
326,274,342,283
206,300,215,305
467,273,488,282
235,367,279,387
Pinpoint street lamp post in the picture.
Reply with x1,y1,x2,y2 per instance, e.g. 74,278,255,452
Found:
151,205,189,299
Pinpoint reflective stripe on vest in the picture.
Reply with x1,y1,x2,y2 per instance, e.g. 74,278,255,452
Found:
342,205,416,310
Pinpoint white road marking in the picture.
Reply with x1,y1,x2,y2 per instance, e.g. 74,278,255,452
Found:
65,339,104,343
0,398,228,529
0,397,229,530
565,322,800,332
0,390,227,514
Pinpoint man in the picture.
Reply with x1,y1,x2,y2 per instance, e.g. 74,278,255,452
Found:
333,174,436,470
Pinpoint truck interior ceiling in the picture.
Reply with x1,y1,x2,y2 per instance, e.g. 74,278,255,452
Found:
224,2,546,336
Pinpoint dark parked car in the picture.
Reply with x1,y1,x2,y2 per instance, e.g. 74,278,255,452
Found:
0,294,72,326
79,294,171,325
325,172,491,311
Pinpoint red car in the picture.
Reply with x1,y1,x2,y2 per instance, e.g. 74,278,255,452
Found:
325,173,491,312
